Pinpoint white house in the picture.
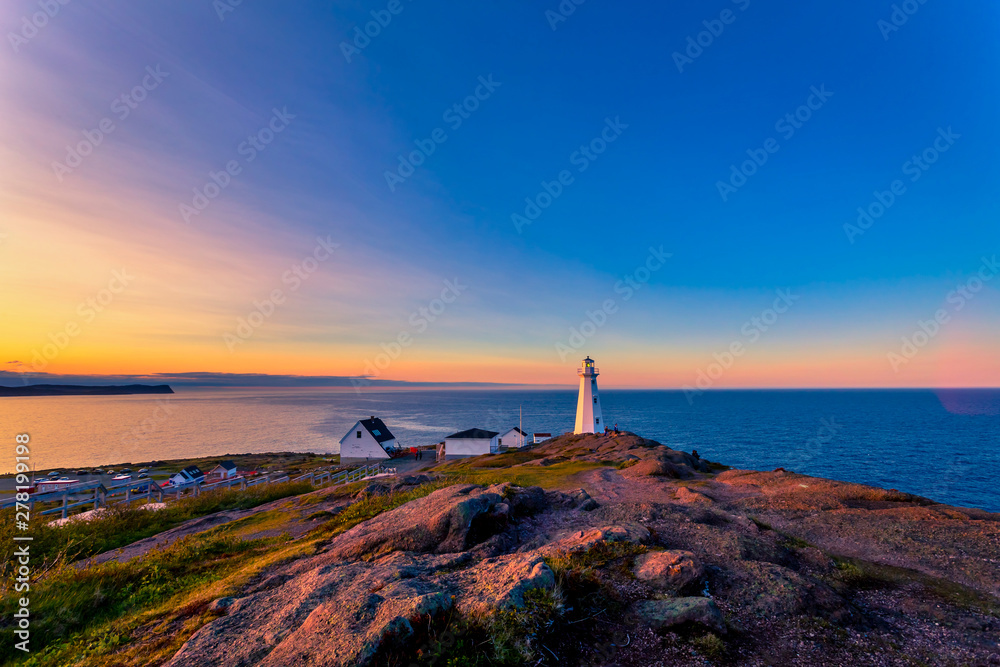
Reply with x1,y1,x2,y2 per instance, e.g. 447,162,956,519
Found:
340,417,398,460
167,465,204,487
497,427,527,449
206,461,237,482
444,428,499,456
532,432,552,444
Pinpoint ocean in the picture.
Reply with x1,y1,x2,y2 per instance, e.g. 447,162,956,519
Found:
2,387,997,512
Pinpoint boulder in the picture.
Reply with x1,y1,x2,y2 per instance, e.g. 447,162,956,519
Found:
354,481,392,500
390,474,433,493
634,550,704,590
504,485,548,516
447,553,556,614
539,523,650,556
328,484,505,559
568,488,599,511
165,558,449,667
633,597,726,634
674,486,712,504
207,597,236,613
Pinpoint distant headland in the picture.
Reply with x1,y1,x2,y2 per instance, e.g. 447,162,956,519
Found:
0,384,175,397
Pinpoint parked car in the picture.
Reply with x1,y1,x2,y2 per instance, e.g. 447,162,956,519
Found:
112,474,131,481
137,473,149,479
93,468,104,474
138,468,149,474
121,468,132,473
47,471,60,477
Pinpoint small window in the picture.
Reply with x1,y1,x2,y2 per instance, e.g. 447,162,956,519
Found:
356,430,362,438
372,429,381,436
498,438,502,445
594,397,597,403
596,418,600,424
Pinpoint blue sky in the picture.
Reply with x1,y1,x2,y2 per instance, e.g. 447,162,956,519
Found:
1,0,998,387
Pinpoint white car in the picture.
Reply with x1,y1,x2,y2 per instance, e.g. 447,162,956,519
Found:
112,474,131,481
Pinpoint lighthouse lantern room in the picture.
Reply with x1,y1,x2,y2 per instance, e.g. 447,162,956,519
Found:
574,356,604,434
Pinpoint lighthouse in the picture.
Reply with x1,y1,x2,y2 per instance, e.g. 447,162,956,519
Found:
574,356,604,434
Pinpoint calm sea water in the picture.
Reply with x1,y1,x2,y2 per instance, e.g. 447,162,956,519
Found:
1,388,997,512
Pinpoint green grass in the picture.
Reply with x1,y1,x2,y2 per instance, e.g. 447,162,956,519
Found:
375,587,567,666
310,480,452,542
0,531,278,666
544,540,648,575
831,556,1000,616
0,481,313,585
692,632,727,660
0,478,465,666
437,461,606,490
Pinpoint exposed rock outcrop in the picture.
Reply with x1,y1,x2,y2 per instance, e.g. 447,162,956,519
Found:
634,550,704,591
632,597,726,634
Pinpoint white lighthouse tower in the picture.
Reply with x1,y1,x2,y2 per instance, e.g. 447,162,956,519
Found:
574,356,604,434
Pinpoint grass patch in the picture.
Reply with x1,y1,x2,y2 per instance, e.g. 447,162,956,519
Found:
438,461,606,490
377,588,567,666
545,540,648,575
310,480,452,541
0,531,278,666
0,481,313,585
831,556,1000,616
780,534,814,550
692,631,727,660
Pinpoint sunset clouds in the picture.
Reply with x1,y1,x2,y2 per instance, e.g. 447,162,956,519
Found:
1,1,997,387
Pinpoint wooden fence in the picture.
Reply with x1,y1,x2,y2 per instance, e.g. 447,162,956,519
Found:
0,463,395,520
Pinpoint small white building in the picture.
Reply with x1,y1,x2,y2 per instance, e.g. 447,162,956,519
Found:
340,417,398,460
167,465,204,487
533,432,553,444
206,461,237,481
444,428,499,456
497,427,528,449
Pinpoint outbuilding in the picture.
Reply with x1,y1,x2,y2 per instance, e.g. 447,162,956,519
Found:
340,417,399,460
206,461,238,482
167,465,204,487
497,427,528,449
444,428,499,456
